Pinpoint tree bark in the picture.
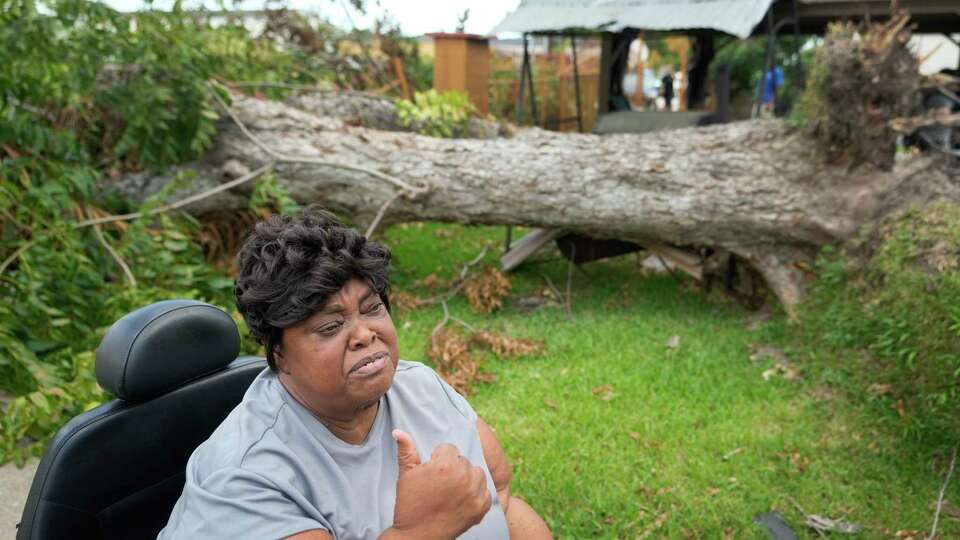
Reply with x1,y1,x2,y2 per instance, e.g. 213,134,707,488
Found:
110,93,959,309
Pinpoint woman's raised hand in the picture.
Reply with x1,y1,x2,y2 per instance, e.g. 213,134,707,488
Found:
384,429,492,539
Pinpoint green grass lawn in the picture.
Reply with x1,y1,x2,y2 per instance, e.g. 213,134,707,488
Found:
383,222,958,539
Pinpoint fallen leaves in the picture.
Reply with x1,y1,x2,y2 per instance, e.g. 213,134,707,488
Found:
426,328,494,396
412,272,444,293
894,398,907,419
464,266,511,314
592,384,616,401
775,449,811,473
390,290,425,312
426,327,543,396
471,331,544,358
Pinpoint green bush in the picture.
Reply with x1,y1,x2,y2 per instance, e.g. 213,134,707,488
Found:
800,202,960,439
0,0,317,464
395,89,476,138
711,35,813,119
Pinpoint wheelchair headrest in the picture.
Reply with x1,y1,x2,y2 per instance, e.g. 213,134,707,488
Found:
96,300,241,402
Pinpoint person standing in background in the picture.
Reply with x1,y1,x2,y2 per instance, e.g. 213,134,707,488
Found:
761,60,784,116
661,71,675,111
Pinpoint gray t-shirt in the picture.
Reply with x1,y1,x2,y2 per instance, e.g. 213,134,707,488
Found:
158,360,509,540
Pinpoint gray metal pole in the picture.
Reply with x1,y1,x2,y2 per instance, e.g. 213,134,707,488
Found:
526,37,539,126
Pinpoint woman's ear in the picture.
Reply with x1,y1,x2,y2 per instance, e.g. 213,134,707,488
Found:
273,343,291,375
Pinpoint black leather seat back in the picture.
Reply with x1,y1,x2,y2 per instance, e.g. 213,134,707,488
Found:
17,301,267,539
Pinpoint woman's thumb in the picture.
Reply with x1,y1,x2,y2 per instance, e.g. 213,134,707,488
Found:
393,429,421,473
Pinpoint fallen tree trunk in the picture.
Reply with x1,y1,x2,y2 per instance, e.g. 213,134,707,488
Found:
111,93,959,309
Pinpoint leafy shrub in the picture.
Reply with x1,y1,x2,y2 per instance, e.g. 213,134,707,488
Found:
0,0,318,464
711,35,813,119
395,89,476,138
800,202,960,439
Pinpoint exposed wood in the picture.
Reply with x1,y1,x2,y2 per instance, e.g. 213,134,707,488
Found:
890,112,960,133
501,229,562,272
646,243,702,281
392,57,411,101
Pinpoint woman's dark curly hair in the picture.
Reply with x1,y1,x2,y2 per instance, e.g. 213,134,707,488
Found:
234,206,391,370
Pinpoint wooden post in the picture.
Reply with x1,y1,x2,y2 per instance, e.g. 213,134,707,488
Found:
429,33,490,115
392,57,412,101
598,32,614,115
631,39,645,108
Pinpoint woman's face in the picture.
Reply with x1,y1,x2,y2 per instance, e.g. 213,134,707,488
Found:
275,277,399,420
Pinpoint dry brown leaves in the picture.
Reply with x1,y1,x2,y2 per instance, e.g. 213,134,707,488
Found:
197,210,262,271
426,328,495,396
775,449,811,473
412,272,444,293
471,331,544,358
390,290,425,312
464,266,511,314
592,384,616,402
426,327,543,395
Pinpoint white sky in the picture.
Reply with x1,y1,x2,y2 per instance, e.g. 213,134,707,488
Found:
101,0,522,36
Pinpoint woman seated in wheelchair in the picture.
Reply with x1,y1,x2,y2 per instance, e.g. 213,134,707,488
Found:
159,207,551,540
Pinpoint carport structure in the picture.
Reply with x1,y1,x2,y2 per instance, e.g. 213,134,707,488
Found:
491,0,960,130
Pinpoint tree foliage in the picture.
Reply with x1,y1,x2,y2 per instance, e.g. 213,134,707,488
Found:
711,35,813,117
0,0,334,465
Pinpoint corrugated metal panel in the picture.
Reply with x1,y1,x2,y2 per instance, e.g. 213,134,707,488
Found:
490,0,775,38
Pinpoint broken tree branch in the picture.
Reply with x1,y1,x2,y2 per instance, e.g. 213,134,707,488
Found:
75,163,275,229
929,446,959,540
889,112,960,133
87,208,137,288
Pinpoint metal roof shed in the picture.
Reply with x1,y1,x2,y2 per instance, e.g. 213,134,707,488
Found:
491,0,775,39
491,0,778,123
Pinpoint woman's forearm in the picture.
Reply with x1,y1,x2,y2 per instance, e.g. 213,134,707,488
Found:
506,496,552,540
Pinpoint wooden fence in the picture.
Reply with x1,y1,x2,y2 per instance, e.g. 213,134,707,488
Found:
489,52,600,133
